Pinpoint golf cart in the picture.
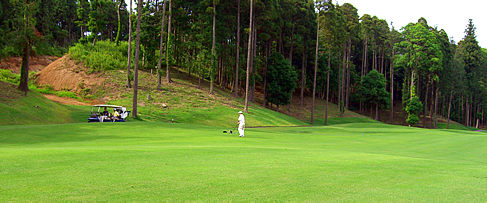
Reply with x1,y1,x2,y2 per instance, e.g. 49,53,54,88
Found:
88,104,130,122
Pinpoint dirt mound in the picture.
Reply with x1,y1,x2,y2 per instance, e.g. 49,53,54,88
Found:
0,56,59,73
36,55,105,94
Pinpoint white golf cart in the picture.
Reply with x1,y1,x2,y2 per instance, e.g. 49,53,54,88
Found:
88,104,130,122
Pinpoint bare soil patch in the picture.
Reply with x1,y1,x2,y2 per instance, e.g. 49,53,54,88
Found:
0,56,59,73
36,55,105,94
42,94,90,106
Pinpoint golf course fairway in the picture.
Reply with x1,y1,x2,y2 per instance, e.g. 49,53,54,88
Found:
1,122,486,201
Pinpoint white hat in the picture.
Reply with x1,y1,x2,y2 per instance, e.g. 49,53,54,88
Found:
238,111,243,114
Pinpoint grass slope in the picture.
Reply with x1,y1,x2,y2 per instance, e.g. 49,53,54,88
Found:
102,69,306,127
0,82,86,125
1,122,486,201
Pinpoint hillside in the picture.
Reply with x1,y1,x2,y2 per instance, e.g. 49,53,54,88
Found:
31,54,374,127
0,53,469,129
0,81,86,125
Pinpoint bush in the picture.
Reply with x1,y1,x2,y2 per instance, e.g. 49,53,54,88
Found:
0,69,20,84
69,40,138,72
265,52,298,108
55,91,78,99
405,96,423,126
36,85,56,94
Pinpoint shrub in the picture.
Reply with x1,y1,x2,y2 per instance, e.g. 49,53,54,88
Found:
0,69,20,84
69,40,138,72
55,91,78,99
36,85,56,94
405,96,423,126
265,52,298,108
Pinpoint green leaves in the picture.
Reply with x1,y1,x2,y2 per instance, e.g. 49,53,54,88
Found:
266,52,298,107
404,96,423,126
358,70,390,109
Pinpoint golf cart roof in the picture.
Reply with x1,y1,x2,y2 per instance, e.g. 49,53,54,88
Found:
92,104,124,108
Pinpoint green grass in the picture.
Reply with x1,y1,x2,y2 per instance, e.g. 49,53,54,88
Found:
103,70,306,127
0,122,486,201
0,82,87,125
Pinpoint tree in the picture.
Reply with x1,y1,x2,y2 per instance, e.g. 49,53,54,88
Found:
157,0,167,90
133,0,143,118
244,0,253,113
126,0,133,88
76,0,90,38
457,19,484,127
115,0,123,45
405,96,423,126
210,0,216,94
310,11,319,124
165,0,172,83
18,0,37,96
266,52,297,111
234,0,240,97
358,70,390,120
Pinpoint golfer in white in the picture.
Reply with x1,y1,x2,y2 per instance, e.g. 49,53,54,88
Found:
237,111,245,137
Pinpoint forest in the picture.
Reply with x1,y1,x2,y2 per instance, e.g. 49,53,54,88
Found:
1,0,487,128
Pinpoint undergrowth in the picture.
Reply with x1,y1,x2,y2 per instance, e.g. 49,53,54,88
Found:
69,40,139,72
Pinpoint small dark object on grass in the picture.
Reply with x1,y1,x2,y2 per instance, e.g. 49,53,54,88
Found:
222,130,233,134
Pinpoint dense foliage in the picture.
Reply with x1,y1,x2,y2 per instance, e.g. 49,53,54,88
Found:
266,52,297,109
2,0,487,127
69,40,134,72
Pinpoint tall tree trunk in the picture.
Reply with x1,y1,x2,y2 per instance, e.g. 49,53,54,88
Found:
433,85,439,128
19,4,30,96
372,48,377,70
156,0,167,90
447,90,453,129
375,103,379,120
429,82,435,127
390,47,394,121
251,16,257,103
339,43,345,117
165,0,172,83
126,0,133,88
410,69,415,100
209,1,216,94
244,0,253,113
19,44,30,96
289,22,294,63
364,38,368,73
311,22,319,124
325,52,331,125
340,42,346,118
345,38,351,109
263,42,269,107
300,50,305,106
234,0,240,97
465,97,469,126
115,0,122,45
132,0,143,118
381,47,385,74
423,80,430,128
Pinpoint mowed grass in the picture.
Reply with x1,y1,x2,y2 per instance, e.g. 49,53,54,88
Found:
1,122,486,201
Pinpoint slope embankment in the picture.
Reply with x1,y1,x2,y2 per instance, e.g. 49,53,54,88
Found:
0,81,86,125
36,55,105,94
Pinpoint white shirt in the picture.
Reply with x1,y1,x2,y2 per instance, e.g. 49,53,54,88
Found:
238,114,245,125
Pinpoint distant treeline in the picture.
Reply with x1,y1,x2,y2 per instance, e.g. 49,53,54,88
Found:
2,0,487,128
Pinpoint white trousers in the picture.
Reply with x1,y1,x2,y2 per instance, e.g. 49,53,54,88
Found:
238,123,245,136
